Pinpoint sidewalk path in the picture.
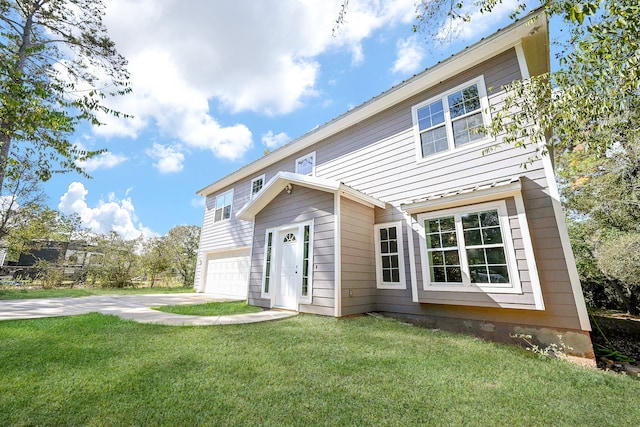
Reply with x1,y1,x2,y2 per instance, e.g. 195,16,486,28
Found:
0,293,297,325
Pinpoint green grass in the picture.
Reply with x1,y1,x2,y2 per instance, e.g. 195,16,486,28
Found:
0,314,638,426
0,286,194,300
153,300,263,316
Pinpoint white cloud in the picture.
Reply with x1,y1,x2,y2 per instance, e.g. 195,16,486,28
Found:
77,151,128,173
191,197,205,209
91,1,416,160
58,182,154,240
262,131,291,149
73,142,127,172
146,143,185,174
391,36,425,75
436,0,521,42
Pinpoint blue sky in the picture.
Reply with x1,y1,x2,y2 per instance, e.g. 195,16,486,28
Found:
44,0,523,239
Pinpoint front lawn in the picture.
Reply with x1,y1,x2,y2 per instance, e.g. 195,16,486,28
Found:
0,286,195,300
1,314,638,426
153,301,263,316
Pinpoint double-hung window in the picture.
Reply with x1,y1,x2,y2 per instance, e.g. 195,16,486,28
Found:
250,175,265,198
213,189,233,223
295,152,315,176
412,77,490,160
374,222,406,289
417,201,520,292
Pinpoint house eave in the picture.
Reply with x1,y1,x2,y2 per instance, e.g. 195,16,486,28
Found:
235,171,386,221
197,8,548,198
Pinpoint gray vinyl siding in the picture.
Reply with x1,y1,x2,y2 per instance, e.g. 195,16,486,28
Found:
247,186,335,314
340,197,376,316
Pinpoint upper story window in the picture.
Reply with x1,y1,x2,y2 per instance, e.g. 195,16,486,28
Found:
417,200,520,293
214,189,233,223
374,221,406,289
295,151,315,176
412,77,491,161
250,175,265,198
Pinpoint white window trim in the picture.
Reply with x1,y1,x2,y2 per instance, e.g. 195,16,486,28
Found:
250,174,265,199
295,151,316,176
261,220,314,305
412,76,493,164
374,221,407,289
416,200,522,294
213,189,233,223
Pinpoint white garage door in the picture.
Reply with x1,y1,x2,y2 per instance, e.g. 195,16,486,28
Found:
204,250,250,298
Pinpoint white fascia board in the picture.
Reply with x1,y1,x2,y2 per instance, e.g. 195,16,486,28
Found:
197,9,547,198
235,171,385,220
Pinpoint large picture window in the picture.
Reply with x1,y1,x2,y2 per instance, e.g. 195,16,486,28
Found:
213,190,233,223
417,201,519,292
412,77,491,160
374,221,406,289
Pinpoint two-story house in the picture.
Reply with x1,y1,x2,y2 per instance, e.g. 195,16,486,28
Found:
194,9,594,360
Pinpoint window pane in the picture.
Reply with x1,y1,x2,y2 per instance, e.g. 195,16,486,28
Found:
488,266,510,283
382,255,391,268
440,217,455,231
486,247,507,264
430,251,444,265
432,266,446,282
223,205,231,219
214,209,222,222
462,213,479,229
388,227,397,240
452,112,484,147
383,269,391,282
483,227,503,244
389,240,398,253
448,85,480,119
216,197,225,209
390,254,398,268
425,219,440,233
442,231,457,247
428,233,441,249
417,100,445,130
466,248,486,266
391,269,400,282
470,266,490,283
421,125,448,157
480,210,499,226
446,266,462,282
444,250,459,266
464,229,482,246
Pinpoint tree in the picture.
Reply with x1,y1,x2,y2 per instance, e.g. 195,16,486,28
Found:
87,232,140,288
0,0,130,191
597,233,640,315
164,225,200,287
140,237,170,287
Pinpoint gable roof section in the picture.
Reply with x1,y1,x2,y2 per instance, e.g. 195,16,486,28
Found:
197,8,548,198
236,171,386,221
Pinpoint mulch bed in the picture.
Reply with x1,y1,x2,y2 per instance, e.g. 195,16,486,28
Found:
590,312,640,372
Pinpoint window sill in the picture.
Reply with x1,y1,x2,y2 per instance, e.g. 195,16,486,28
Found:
421,284,523,294
414,136,497,167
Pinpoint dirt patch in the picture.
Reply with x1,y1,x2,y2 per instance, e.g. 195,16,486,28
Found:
590,312,640,373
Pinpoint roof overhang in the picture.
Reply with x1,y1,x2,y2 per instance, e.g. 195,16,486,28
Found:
401,177,522,214
197,9,548,198
235,171,386,221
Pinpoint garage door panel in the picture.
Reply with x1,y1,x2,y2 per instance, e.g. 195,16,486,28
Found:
204,250,250,298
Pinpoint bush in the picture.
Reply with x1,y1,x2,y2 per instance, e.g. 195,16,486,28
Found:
597,233,640,315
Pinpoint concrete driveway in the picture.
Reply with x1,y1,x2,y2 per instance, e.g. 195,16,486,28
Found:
0,293,296,325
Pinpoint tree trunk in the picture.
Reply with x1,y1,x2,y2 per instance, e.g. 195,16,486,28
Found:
0,126,13,195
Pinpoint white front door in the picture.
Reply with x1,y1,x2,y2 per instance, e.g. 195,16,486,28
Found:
275,229,299,309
